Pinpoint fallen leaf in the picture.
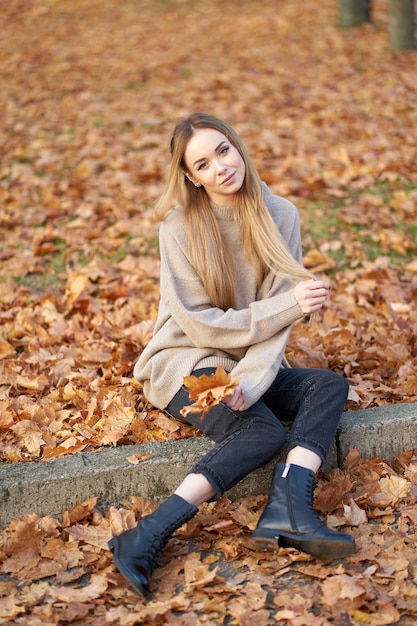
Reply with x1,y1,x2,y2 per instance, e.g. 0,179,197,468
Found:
126,453,155,465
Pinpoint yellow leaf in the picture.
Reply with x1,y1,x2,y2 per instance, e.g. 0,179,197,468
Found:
405,259,417,274
64,273,89,309
350,610,372,624
0,339,15,360
379,475,411,506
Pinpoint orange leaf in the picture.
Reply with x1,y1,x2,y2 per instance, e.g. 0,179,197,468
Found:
180,366,240,419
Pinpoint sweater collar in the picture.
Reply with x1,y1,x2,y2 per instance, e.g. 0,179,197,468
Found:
210,202,236,221
210,182,271,220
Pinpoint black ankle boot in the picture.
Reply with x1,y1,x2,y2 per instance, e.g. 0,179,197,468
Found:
252,463,356,559
108,494,198,598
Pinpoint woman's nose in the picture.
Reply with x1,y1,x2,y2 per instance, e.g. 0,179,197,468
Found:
215,158,227,174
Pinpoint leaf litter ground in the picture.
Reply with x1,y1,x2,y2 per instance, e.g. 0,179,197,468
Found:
2,449,417,625
1,0,417,622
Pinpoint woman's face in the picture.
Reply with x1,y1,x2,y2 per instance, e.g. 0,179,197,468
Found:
183,128,246,206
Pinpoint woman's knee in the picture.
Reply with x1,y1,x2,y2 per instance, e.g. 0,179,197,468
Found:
251,414,287,453
313,369,349,397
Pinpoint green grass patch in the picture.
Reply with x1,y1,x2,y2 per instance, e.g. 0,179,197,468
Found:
12,232,160,293
299,181,417,274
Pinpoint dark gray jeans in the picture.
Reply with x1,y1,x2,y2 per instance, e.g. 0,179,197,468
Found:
166,367,349,499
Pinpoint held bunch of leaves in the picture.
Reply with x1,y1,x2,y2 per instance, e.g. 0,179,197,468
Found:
180,367,240,419
2,448,417,625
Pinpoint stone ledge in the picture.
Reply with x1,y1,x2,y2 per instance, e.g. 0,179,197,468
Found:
0,402,416,528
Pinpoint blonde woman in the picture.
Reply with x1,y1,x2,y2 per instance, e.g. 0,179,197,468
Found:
108,113,355,598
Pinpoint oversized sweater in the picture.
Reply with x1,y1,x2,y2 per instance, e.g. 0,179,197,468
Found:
133,184,305,410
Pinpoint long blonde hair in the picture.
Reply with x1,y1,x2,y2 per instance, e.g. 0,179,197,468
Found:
156,113,314,310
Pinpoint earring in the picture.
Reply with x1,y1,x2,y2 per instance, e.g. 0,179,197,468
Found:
194,182,201,187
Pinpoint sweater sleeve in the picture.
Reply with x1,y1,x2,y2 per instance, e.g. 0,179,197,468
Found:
230,324,293,407
159,221,304,351
226,195,305,406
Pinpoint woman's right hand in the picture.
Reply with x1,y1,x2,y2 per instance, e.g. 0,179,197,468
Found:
293,280,330,315
223,386,246,411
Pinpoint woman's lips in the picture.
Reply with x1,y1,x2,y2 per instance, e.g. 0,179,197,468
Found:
221,172,235,185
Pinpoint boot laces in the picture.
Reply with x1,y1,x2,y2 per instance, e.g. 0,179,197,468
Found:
304,474,320,517
142,509,193,567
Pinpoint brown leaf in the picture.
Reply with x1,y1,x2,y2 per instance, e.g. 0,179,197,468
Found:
62,498,98,527
126,452,155,465
66,523,112,550
49,572,108,603
11,421,45,456
183,553,220,589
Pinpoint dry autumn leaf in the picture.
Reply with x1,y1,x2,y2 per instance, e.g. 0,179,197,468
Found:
126,452,155,465
370,474,411,508
180,366,240,419
183,552,220,590
63,273,90,311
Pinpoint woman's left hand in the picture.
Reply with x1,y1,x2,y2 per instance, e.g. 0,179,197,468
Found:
223,386,246,411
293,279,330,314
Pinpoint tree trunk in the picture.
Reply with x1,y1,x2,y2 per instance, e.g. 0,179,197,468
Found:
339,0,372,28
389,0,416,49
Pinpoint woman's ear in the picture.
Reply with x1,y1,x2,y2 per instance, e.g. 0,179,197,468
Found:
183,171,201,187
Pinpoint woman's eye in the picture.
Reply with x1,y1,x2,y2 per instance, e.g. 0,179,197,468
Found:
220,146,229,154
197,162,208,171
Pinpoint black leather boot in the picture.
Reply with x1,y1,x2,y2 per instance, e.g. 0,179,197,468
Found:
108,494,198,598
252,463,356,559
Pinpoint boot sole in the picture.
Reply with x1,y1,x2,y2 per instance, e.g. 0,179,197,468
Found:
279,535,356,560
108,537,149,600
251,530,356,560
250,535,280,552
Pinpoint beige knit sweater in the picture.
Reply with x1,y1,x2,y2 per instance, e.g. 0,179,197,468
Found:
133,184,305,410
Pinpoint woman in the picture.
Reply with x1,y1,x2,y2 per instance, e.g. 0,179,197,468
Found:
108,113,355,598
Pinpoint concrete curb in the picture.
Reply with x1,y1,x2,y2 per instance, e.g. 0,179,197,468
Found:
1,402,416,528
